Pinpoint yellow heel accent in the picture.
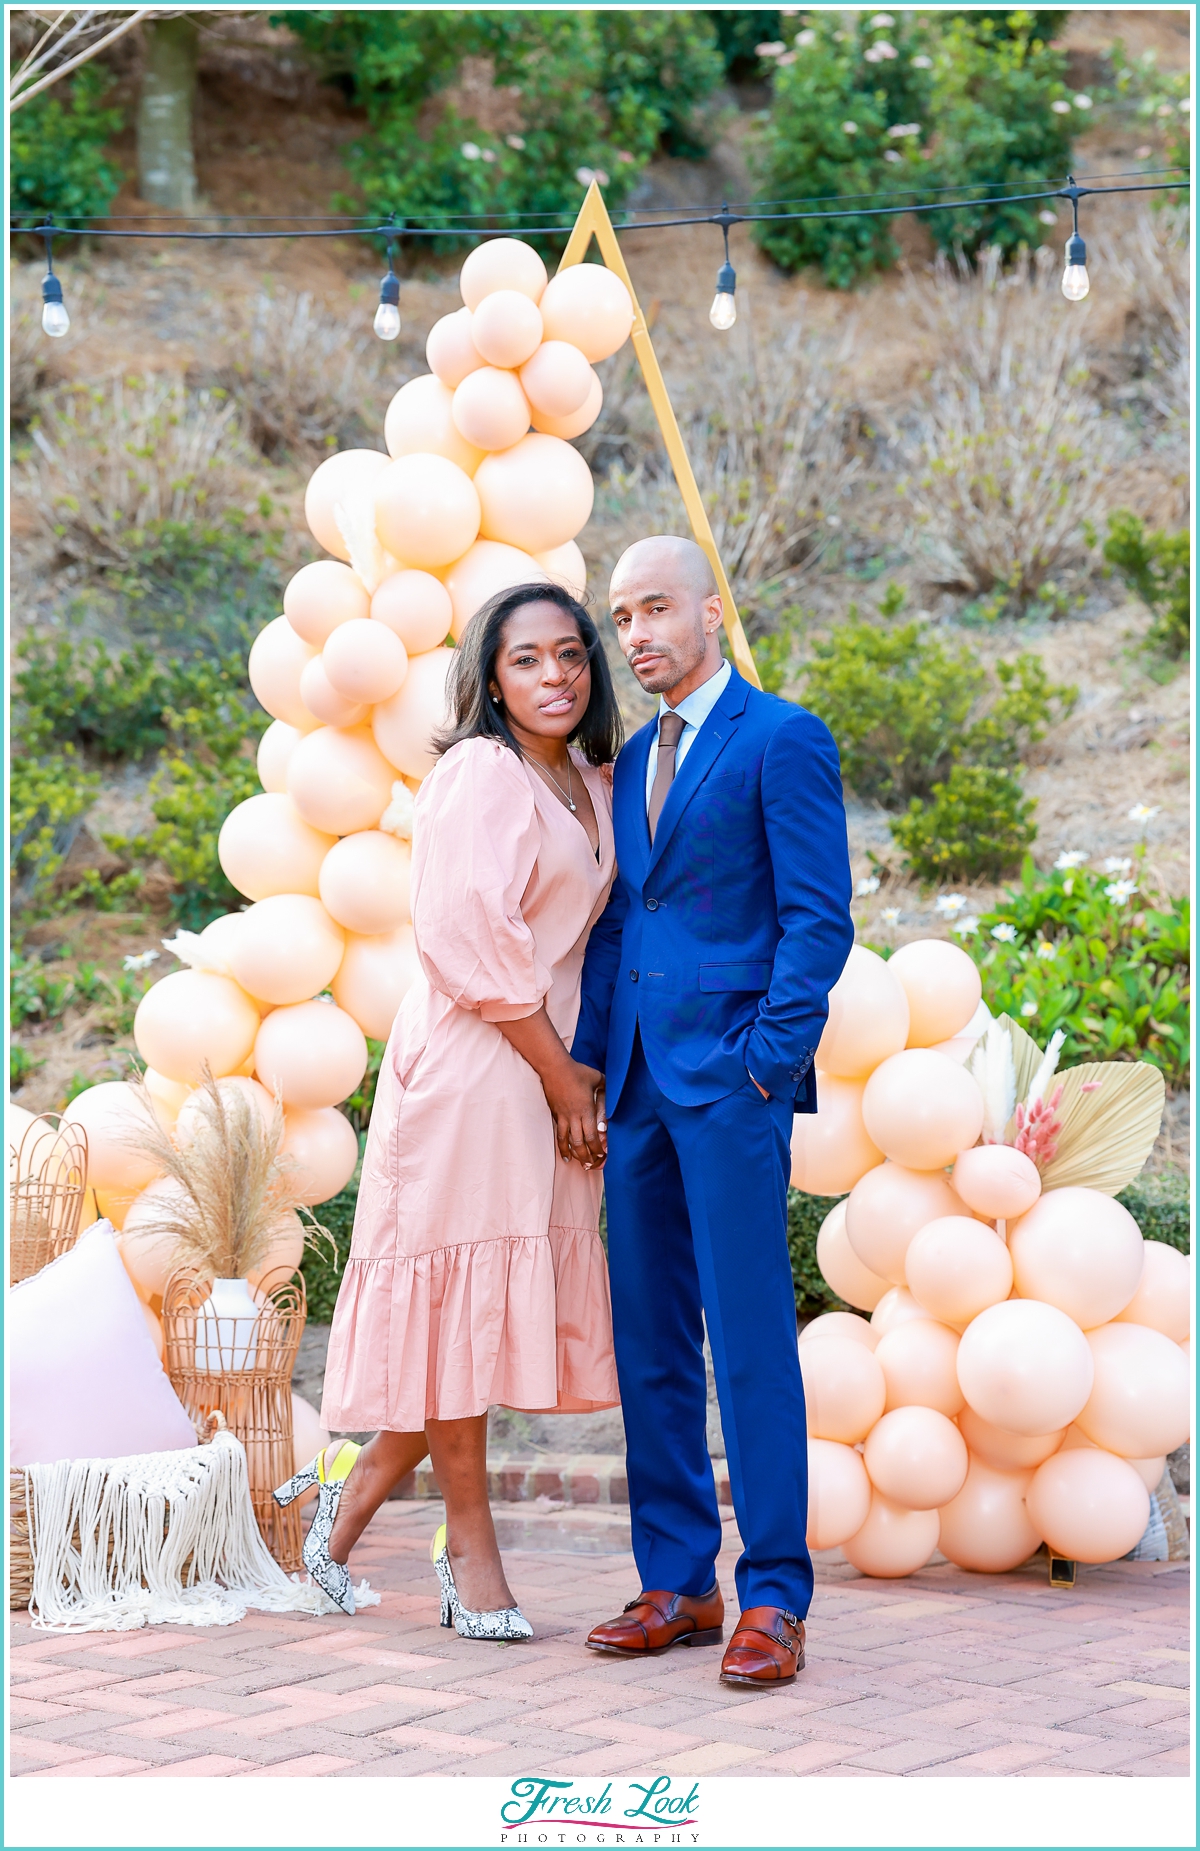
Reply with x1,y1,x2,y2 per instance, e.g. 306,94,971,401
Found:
431,1522,447,1564
318,1442,361,1486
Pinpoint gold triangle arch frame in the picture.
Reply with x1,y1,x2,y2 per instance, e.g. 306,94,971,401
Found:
557,183,761,688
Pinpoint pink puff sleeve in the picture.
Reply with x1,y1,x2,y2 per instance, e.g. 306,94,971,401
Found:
410,738,550,1023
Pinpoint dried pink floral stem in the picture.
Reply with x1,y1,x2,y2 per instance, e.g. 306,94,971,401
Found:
1011,1084,1064,1168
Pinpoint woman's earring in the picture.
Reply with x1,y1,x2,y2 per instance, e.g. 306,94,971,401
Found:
491,695,501,706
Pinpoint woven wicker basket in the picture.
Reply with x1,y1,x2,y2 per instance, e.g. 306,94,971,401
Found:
8,1117,88,1286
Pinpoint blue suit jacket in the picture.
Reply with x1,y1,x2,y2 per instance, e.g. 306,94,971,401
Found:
573,668,854,1112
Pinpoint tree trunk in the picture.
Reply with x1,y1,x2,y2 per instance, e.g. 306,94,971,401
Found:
137,16,199,213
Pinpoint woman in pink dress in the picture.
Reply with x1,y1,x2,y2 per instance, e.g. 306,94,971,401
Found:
275,581,622,1638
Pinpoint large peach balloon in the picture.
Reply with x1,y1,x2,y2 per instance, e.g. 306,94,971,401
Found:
298,656,367,729
460,238,547,311
887,939,983,1048
283,559,370,647
799,1311,877,1351
134,971,260,1085
865,1406,968,1510
248,616,316,729
519,340,592,418
797,1336,886,1444
254,1002,368,1110
874,1318,964,1417
371,570,454,655
119,1177,190,1298
331,924,423,1041
175,1076,277,1147
538,264,634,362
246,1210,306,1289
372,647,454,781
61,1082,161,1195
218,793,335,903
280,1106,359,1206
257,722,306,795
322,618,408,705
905,1216,1014,1330
427,306,485,390
845,1161,963,1286
530,370,603,440
807,1439,872,1552
956,1299,1095,1436
1009,1187,1144,1330
471,290,544,369
938,1457,1042,1573
815,1200,890,1313
287,725,397,835
451,367,532,453
442,539,548,639
842,1492,940,1578
475,434,594,554
1114,1241,1191,1343
951,1144,1042,1220
374,454,481,570
533,539,587,598
227,895,345,1008
1026,1448,1150,1564
194,913,246,981
870,1286,929,1339
862,1050,985,1171
817,945,910,1079
1076,1322,1190,1458
143,1068,191,1130
957,1404,1066,1472
790,1073,883,1195
305,450,391,562
383,373,483,477
318,831,412,936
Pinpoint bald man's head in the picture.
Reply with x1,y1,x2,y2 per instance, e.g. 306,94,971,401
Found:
609,532,725,700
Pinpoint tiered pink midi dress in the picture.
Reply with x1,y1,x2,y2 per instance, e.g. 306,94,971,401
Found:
321,736,620,1433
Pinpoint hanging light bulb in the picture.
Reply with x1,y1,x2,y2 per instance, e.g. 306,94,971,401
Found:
41,271,70,338
1061,232,1089,302
374,267,401,340
709,213,737,331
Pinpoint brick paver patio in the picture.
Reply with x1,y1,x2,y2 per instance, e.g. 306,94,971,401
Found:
10,1501,1190,1779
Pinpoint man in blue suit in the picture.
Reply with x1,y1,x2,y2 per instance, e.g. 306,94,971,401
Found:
573,535,853,1687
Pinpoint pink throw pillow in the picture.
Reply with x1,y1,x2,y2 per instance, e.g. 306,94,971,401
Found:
9,1221,197,1467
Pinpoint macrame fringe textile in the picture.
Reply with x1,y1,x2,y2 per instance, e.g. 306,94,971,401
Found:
21,1431,379,1632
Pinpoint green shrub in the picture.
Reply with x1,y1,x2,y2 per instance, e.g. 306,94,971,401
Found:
10,65,124,225
10,748,100,906
709,9,782,79
1105,38,1191,183
1117,1171,1190,1255
1103,510,1190,658
891,763,1037,882
787,1189,850,1320
302,1181,360,1324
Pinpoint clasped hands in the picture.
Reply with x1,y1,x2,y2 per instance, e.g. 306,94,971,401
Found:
544,1059,607,1169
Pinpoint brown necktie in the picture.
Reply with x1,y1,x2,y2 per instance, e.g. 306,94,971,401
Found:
648,711,686,842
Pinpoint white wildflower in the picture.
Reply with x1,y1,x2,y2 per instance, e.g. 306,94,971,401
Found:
856,875,881,896
912,54,932,68
935,893,967,916
886,123,921,137
1020,1001,1039,1018
952,916,980,937
991,922,1018,943
1051,99,1071,114
777,51,797,65
1073,94,1093,109
881,906,901,925
1128,802,1161,823
869,12,895,25
866,40,897,60
575,166,596,186
481,149,496,163
123,949,161,973
1105,879,1139,904
1054,850,1086,869
883,149,901,161
461,142,482,160
842,120,858,134
1103,856,1133,875
795,29,816,47
1039,210,1058,225
1036,942,1056,960
756,40,785,57
506,135,526,150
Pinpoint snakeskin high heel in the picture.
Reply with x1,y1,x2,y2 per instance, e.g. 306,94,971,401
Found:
275,1441,362,1615
430,1522,533,1642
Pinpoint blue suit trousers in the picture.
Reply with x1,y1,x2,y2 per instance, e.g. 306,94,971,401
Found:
604,1035,814,1618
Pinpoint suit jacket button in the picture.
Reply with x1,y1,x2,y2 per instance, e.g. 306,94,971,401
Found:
645,898,659,911
629,970,639,982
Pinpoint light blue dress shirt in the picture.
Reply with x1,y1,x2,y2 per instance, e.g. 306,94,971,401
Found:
643,658,731,811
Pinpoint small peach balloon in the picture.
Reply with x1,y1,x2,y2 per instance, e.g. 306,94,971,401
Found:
426,305,485,389
862,1050,985,1172
538,264,634,362
143,1068,191,1130
874,1318,965,1417
140,1299,166,1362
371,570,454,655
374,453,481,570
451,366,532,453
530,369,603,440
372,646,454,781
194,913,247,982
474,433,595,555
798,1336,886,1444
246,1210,306,1288
1009,1187,1145,1330
1127,1454,1168,1492
299,656,367,728
384,373,483,477
1026,1448,1150,1564
442,539,548,639
533,539,587,598
88,1186,137,1233
61,1082,162,1195
806,1438,872,1551
817,944,910,1079
951,1144,1042,1220
175,1076,277,1147
134,971,260,1085
790,1072,883,1196
287,725,397,836
228,895,346,1008
280,1106,359,1206
905,1216,1014,1330
471,290,544,369
319,831,412,936
305,450,391,562
519,340,593,417
248,616,316,729
1076,1321,1190,1458
322,618,409,705
120,1177,189,1298
257,721,306,796
1113,1239,1191,1343
864,1406,969,1510
331,923,424,1041
870,1286,930,1339
957,1404,1065,1471
888,939,983,1048
459,239,547,311
800,1311,877,1350
845,1161,964,1286
218,794,336,905
956,1299,1095,1436
937,1456,1043,1573
815,1200,890,1313
842,1492,940,1578
283,558,370,647
254,1001,368,1111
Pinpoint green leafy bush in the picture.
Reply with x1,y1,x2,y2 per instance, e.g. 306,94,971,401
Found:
1117,1171,1190,1255
891,763,1037,882
301,1179,360,1324
787,1190,849,1320
10,748,100,906
959,854,1190,1086
10,65,124,225
710,9,782,79
1103,510,1190,658
1106,38,1191,182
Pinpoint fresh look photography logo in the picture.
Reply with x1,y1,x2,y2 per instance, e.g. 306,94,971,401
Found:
500,1776,701,1844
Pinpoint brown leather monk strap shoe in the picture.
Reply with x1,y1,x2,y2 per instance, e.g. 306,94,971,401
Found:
586,1584,724,1657
719,1606,805,1687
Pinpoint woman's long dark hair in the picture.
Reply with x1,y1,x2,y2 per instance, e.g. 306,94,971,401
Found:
435,581,624,767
